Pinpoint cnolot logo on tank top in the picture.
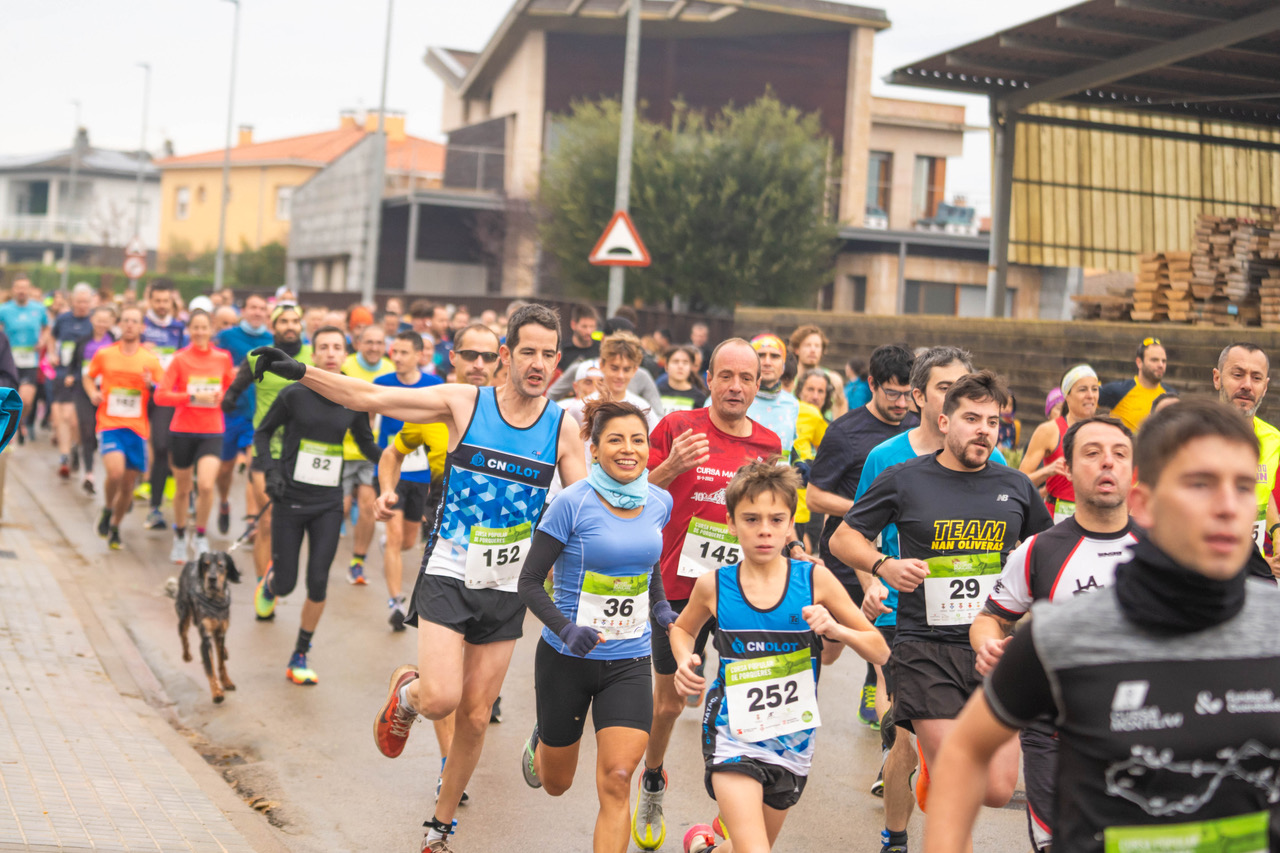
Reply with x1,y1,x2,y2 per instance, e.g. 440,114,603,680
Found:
455,443,555,487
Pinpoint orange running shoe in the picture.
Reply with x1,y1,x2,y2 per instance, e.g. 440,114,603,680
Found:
374,664,420,757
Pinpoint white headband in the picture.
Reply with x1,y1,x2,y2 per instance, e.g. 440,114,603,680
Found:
1061,364,1098,396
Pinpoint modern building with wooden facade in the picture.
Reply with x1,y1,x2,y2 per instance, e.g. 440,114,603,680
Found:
376,0,1056,315
891,0,1280,317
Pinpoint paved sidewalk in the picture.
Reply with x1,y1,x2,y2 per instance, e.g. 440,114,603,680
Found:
0,499,259,852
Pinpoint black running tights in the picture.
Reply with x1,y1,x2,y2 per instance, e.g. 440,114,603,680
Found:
270,501,343,603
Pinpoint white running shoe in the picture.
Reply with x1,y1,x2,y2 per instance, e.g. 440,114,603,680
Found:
192,533,211,558
169,533,189,565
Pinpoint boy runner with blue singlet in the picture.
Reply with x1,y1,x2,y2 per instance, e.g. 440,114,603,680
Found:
672,460,889,853
518,398,677,853
0,274,49,443
251,304,587,853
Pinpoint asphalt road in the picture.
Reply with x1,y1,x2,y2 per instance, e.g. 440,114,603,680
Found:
13,441,1032,852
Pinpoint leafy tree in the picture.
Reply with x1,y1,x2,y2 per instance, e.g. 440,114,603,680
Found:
539,94,837,309
233,240,286,287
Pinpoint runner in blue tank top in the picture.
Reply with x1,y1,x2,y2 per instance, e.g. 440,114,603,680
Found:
516,398,677,853
250,304,588,853
671,460,888,853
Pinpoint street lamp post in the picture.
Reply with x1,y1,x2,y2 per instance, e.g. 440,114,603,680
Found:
606,0,642,318
59,100,81,292
214,0,241,291
131,62,151,296
362,0,394,306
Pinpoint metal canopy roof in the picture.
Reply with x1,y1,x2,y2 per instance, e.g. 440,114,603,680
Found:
888,0,1280,127
445,0,889,98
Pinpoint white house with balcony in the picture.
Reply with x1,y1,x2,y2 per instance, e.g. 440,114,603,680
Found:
0,128,160,267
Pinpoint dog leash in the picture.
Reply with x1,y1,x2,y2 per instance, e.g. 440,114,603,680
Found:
228,500,272,553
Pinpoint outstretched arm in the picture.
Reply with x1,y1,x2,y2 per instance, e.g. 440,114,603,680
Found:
251,346,473,426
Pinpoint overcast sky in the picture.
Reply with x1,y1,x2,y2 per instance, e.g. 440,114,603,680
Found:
5,0,1071,215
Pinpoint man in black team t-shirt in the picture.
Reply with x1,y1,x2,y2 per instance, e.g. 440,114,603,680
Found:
927,399,1280,853
831,370,1052,829
808,343,916,727
970,416,1138,853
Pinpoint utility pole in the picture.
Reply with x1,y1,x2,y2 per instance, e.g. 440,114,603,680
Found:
131,62,151,296
214,0,241,291
606,0,642,318
60,100,81,292
362,0,394,305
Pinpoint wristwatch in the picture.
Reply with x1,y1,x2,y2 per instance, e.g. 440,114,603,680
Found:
784,540,804,557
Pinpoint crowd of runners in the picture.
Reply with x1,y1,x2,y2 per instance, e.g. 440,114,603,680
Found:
2,270,1279,853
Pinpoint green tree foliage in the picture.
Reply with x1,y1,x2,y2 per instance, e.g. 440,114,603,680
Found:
164,240,285,287
539,95,837,309
233,240,287,287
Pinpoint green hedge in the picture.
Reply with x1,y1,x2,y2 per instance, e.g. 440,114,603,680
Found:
2,265,218,304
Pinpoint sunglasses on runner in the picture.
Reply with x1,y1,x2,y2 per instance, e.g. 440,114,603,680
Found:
1142,337,1161,346
455,349,500,364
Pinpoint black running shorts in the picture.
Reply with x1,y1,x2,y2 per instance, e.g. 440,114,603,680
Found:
705,756,808,811
534,638,653,747
169,433,223,469
888,639,981,732
393,479,434,524
408,573,525,645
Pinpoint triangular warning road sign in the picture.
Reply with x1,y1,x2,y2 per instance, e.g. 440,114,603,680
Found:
589,210,651,267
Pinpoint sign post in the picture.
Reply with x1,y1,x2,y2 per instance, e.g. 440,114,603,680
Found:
605,0,643,317
123,237,147,287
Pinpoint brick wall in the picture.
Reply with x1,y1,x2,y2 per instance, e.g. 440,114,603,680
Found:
736,308,1280,430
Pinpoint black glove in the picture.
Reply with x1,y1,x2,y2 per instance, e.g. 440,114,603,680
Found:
264,468,287,501
651,600,677,632
220,387,240,413
250,347,306,382
557,623,602,657
793,459,812,488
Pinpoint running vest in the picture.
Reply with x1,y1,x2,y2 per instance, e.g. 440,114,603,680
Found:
706,560,822,777
422,386,563,593
1251,416,1280,551
248,347,312,459
1043,416,1076,521
1031,586,1280,852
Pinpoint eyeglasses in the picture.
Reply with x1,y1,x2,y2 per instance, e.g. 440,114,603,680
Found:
455,349,500,364
879,387,911,401
1142,337,1161,347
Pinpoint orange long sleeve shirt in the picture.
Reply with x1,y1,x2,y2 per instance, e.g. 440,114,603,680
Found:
154,345,236,434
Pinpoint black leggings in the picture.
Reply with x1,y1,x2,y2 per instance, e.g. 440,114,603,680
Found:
73,388,98,468
149,405,174,509
270,501,343,603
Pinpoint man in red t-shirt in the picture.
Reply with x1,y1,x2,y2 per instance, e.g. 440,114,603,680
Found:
631,337,781,850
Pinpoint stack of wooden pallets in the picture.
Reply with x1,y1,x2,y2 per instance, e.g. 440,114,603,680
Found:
1131,252,1194,322
1186,212,1278,326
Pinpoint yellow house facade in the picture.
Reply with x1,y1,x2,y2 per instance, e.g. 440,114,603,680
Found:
156,113,443,260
